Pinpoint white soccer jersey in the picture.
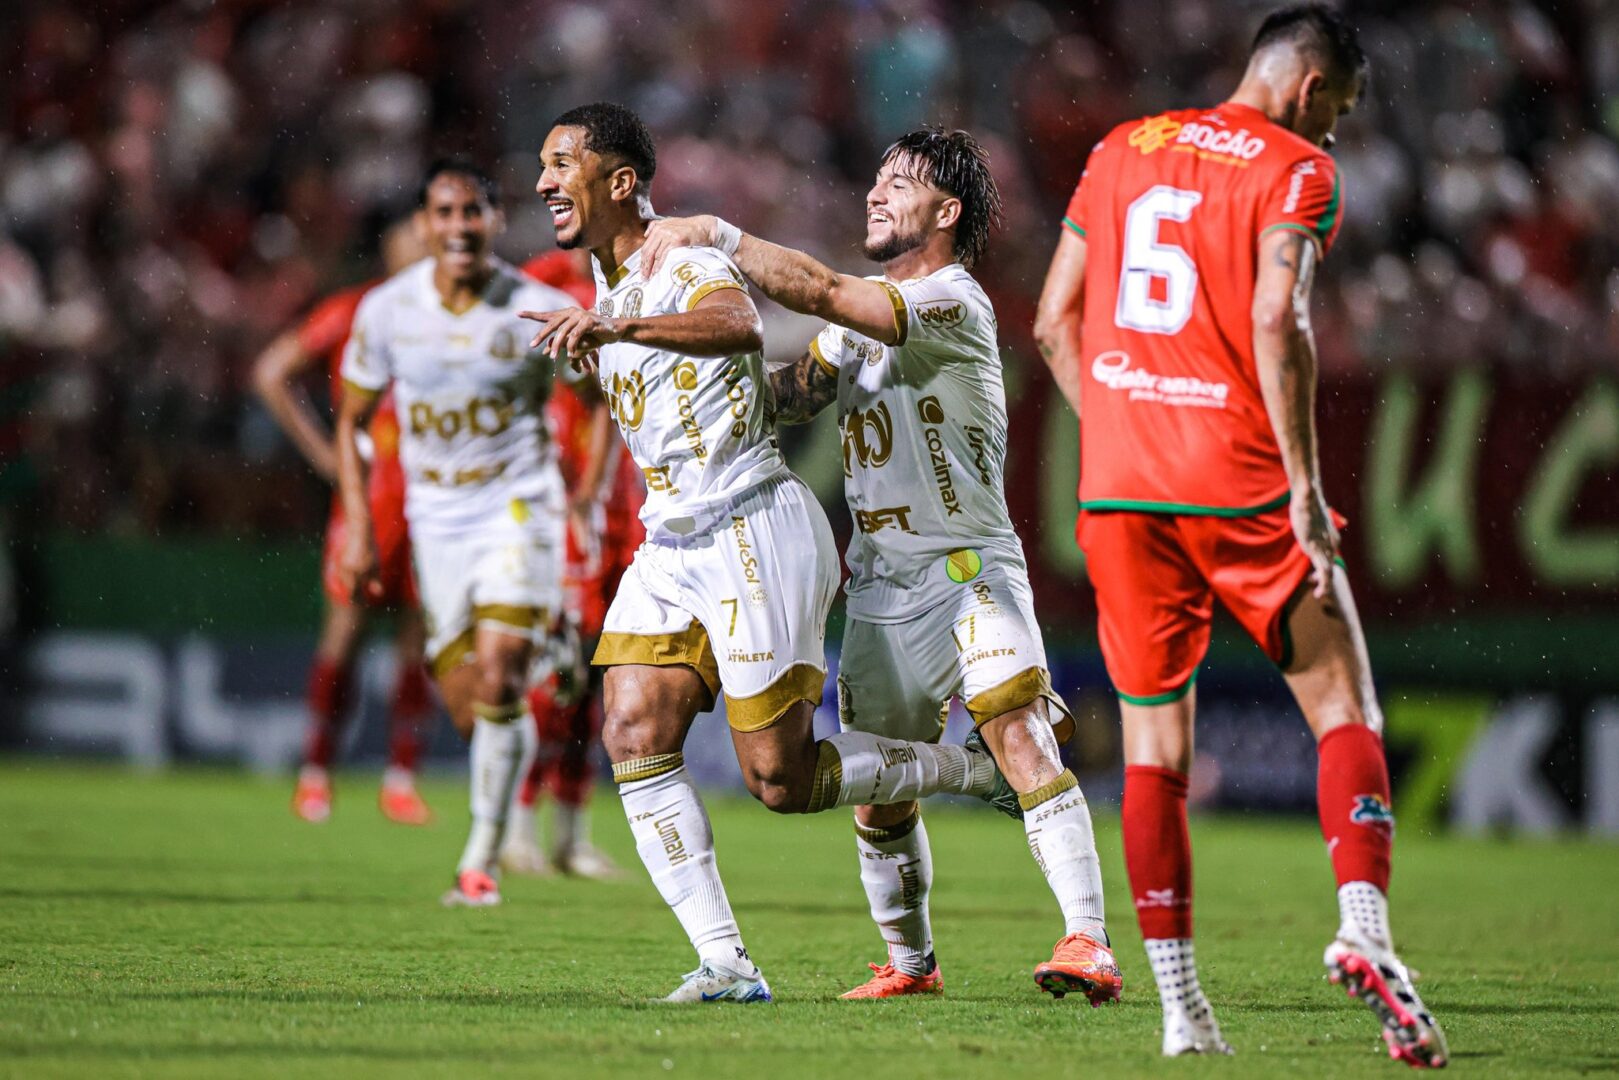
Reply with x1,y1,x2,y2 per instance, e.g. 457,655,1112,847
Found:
592,245,788,540
811,262,1028,623
341,258,579,537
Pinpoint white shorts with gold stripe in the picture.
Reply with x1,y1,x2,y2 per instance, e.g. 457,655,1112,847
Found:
415,496,564,679
593,473,838,732
837,565,1073,743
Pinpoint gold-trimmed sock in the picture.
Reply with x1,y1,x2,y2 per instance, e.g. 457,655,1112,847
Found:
612,752,685,784
804,739,844,815
854,805,920,845
1018,769,1079,812
472,700,524,724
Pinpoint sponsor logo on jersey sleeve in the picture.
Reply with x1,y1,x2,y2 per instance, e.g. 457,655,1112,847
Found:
914,300,965,329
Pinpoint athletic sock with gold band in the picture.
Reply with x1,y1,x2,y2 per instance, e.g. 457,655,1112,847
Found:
615,753,757,976
457,700,535,875
854,807,935,977
807,732,995,813
1021,770,1107,940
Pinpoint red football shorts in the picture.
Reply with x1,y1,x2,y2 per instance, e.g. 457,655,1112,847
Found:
564,512,641,639
1077,506,1342,704
322,480,417,609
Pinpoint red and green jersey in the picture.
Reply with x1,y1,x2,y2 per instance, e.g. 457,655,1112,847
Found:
1064,101,1342,515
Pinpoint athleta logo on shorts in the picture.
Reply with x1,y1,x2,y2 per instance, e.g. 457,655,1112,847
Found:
1349,794,1395,829
1090,351,1229,409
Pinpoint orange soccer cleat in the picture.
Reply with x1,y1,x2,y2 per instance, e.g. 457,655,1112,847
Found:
292,767,331,823
1034,933,1124,1007
378,777,432,826
441,868,502,908
840,959,944,1000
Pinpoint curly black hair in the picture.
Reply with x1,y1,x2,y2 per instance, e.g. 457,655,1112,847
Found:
551,102,657,192
880,128,1003,269
1252,3,1368,86
417,156,500,207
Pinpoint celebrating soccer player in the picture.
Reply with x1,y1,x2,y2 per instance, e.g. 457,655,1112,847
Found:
526,103,1021,1003
335,158,601,908
639,129,1119,1005
254,218,435,827
1034,4,1447,1066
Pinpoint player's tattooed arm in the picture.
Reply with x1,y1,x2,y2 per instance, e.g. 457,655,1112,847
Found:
1033,228,1088,417
1253,227,1336,598
770,350,839,425
642,217,907,346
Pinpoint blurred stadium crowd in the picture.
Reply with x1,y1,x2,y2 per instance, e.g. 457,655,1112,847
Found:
4,0,1619,537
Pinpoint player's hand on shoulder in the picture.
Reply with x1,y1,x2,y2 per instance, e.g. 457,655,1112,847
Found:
642,215,719,277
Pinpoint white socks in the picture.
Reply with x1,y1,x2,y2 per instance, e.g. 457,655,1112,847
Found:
1145,938,1214,1022
854,808,935,976
458,709,535,875
617,759,755,975
822,731,993,809
1337,880,1393,950
1020,771,1107,939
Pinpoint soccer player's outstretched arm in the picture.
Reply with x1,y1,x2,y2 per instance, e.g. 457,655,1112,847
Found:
252,329,338,483
640,217,908,346
522,288,764,361
1253,228,1337,598
333,379,381,600
770,349,839,425
1033,228,1088,417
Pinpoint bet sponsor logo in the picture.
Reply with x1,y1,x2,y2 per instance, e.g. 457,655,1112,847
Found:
1090,350,1229,409
855,504,918,535
1128,113,1266,162
915,300,965,329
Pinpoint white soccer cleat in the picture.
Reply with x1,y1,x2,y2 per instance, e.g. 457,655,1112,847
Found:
553,841,624,880
498,839,554,877
663,963,773,1004
1162,1001,1233,1057
1325,936,1449,1069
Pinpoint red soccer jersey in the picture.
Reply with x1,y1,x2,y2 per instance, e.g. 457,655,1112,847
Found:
295,282,406,511
1065,101,1343,514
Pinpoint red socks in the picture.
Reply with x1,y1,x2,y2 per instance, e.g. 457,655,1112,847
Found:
1316,723,1393,892
1123,765,1193,940
386,662,432,774
522,683,595,810
302,657,353,768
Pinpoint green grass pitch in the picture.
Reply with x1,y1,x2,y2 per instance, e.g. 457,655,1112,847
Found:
2,761,1616,1078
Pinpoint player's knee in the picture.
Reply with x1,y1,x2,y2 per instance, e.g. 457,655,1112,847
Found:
741,764,810,814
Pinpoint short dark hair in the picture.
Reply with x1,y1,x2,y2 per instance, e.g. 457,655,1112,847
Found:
550,102,657,191
1252,4,1368,86
417,156,500,208
881,128,1003,268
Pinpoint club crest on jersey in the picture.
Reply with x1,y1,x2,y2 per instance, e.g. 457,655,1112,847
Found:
622,288,644,319
1350,794,1395,829
488,328,518,360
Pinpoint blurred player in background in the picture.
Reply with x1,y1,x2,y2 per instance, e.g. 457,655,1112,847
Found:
498,247,639,879
253,219,434,826
526,103,1019,1003
643,129,1118,1005
337,158,598,908
1035,4,1447,1066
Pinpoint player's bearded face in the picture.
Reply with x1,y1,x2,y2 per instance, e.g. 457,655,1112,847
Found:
1294,71,1363,149
863,156,939,263
422,175,497,283
537,126,598,250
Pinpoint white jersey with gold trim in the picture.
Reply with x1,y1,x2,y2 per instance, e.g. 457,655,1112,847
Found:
811,262,1027,623
341,257,578,537
592,245,789,541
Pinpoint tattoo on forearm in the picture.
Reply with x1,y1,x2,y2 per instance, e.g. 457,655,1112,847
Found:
770,351,839,424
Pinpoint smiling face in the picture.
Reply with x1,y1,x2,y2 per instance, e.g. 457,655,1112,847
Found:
862,153,955,265
536,125,619,251
420,173,500,284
